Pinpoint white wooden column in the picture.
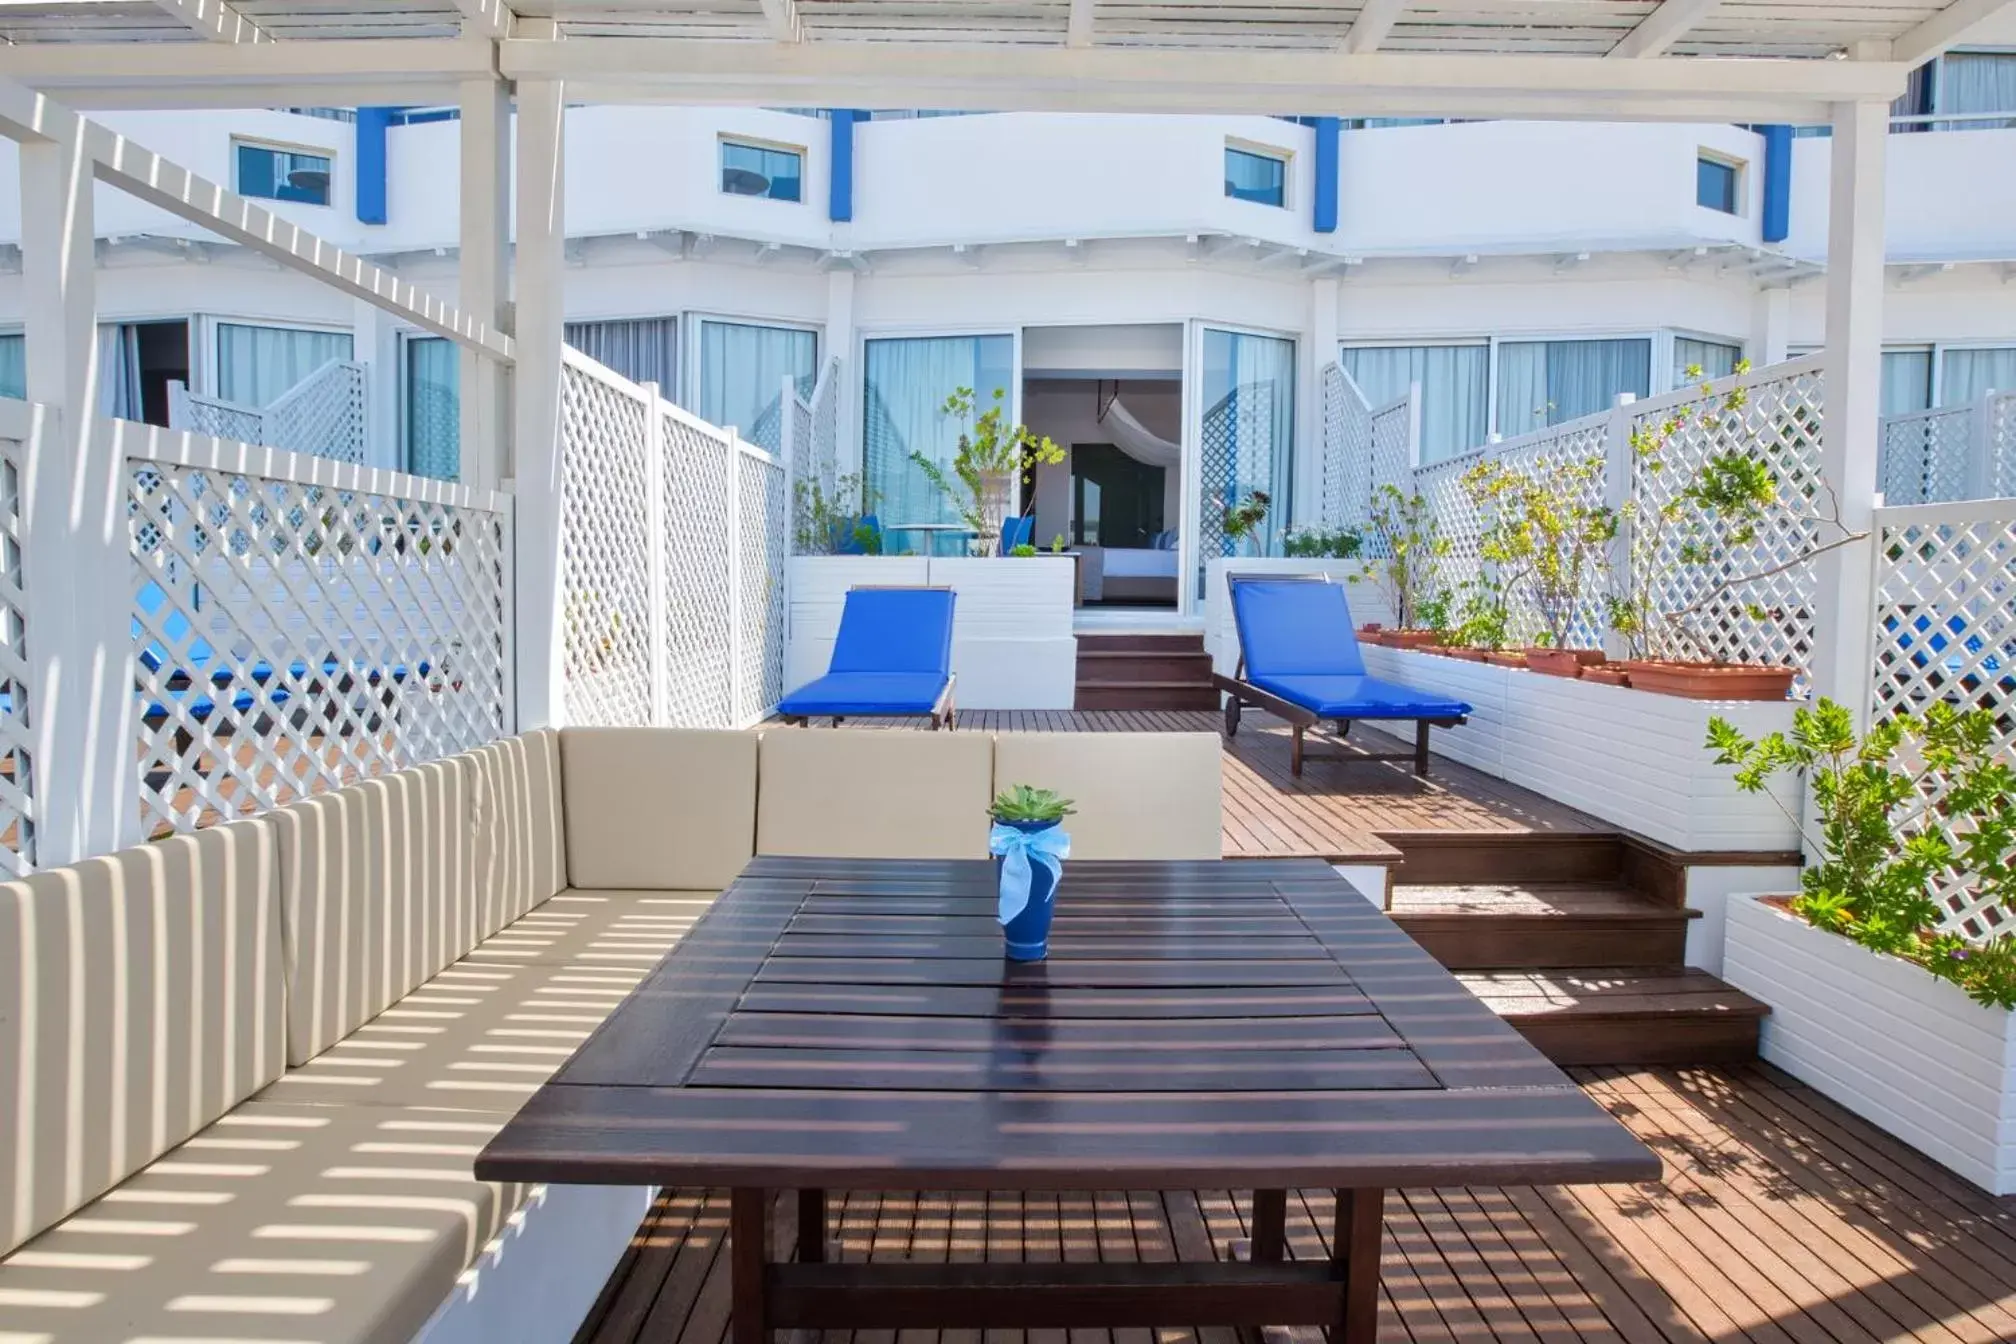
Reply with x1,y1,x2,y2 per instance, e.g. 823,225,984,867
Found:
1812,97,1888,725
512,63,568,729
1750,285,1791,368
1302,275,1340,527
460,69,511,492
19,120,139,864
824,267,857,473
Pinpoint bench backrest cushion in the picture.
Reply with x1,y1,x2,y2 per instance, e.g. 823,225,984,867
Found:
468,729,566,933
560,728,758,890
270,756,481,1065
757,728,994,859
0,821,283,1256
991,732,1224,860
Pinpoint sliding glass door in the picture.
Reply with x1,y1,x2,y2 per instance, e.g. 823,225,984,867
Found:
1194,326,1294,597
863,333,1015,539
698,319,818,454
1496,337,1651,435
1341,343,1488,465
566,316,679,396
215,322,353,407
402,335,460,481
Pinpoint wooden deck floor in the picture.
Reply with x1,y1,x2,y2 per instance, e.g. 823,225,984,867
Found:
574,1064,2016,1344
793,709,1610,862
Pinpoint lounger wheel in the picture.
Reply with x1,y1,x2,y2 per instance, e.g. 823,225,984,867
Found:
1223,695,1242,737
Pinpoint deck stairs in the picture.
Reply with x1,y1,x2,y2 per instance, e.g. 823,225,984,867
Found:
1074,633,1217,711
1382,832,1769,1067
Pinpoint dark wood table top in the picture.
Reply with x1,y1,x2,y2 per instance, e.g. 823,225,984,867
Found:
476,856,1660,1192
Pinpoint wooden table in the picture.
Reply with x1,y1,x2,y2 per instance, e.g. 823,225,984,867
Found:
476,855,1659,1343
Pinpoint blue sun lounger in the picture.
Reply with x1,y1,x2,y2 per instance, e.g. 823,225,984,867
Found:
1214,576,1471,777
777,586,958,730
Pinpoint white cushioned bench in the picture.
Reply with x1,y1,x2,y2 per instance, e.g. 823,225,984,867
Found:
0,726,1221,1343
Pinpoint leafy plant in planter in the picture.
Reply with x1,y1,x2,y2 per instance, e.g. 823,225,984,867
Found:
1009,543,1038,557
989,784,1077,824
1361,483,1450,645
793,472,881,556
1708,698,2016,1008
910,388,1065,553
1448,574,1513,661
1460,454,1617,673
1221,490,1272,557
1281,525,1365,559
988,784,1077,963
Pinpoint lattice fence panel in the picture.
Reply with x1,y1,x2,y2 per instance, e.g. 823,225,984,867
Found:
661,408,734,728
0,435,31,873
1361,395,1416,559
1880,407,1972,506
735,446,788,724
1993,393,2016,500
1869,504,2016,940
1627,362,1826,688
266,361,369,467
1319,364,1372,531
130,456,508,838
170,388,264,446
1491,420,1612,648
560,357,655,727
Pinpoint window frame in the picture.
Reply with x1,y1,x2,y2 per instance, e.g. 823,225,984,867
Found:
1695,150,1745,216
718,134,807,204
397,328,460,479
1223,139,1292,210
231,136,336,208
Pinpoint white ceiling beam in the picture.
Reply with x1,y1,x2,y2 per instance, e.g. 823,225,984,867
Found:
1067,0,1094,49
1607,0,1719,59
149,0,273,43
0,38,493,108
759,0,803,42
1892,0,2016,67
0,79,512,362
1343,0,1406,55
450,0,515,40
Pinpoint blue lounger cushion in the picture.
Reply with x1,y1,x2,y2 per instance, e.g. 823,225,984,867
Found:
1248,672,1469,722
1230,578,1472,720
777,671,951,717
778,587,957,717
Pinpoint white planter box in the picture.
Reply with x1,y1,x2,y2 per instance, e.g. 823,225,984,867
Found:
1725,893,2016,1194
1202,558,1389,676
785,555,1076,710
1357,645,1801,852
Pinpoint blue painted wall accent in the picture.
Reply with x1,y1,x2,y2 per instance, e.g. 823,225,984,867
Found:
1312,116,1340,234
829,109,864,223
1761,124,1792,245
356,106,395,226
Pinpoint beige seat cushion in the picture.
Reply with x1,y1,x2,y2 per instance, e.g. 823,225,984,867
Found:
270,756,482,1066
0,821,283,1257
560,728,757,890
260,890,714,1113
466,729,567,934
757,728,995,859
991,732,1223,860
0,1098,525,1344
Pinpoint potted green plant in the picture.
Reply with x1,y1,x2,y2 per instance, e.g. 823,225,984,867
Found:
1447,574,1514,663
1281,525,1364,559
1220,489,1272,558
1459,454,1617,677
792,472,881,556
910,388,1064,555
1361,483,1450,649
987,784,1076,962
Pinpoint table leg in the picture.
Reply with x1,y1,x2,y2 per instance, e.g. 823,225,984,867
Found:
1250,1189,1287,1263
797,1189,827,1263
732,1188,771,1344
1333,1189,1385,1344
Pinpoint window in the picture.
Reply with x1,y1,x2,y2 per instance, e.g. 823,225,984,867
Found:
698,320,817,455
1696,154,1741,214
1881,348,1934,416
1674,337,1742,384
1940,347,2016,405
720,138,803,203
1201,328,1295,569
1497,338,1651,434
215,323,352,407
864,334,1015,531
403,336,459,482
1224,146,1287,207
1935,51,2016,129
565,317,679,393
234,140,333,206
1341,344,1489,465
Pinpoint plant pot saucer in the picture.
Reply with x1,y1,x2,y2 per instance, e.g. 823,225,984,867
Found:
1384,630,1445,650
1482,651,1529,668
1444,647,1490,663
1580,664,1631,687
1616,659,1797,701
1524,647,1605,678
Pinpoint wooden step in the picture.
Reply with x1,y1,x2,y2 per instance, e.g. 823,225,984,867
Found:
1459,967,1768,1067
1075,649,1216,684
1075,633,1207,654
1389,882,1695,970
1074,681,1221,711
1382,832,1627,887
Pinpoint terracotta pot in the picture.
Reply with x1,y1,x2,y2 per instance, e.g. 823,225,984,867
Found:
1483,651,1529,668
1581,664,1632,687
1525,647,1603,678
1357,626,1392,646
1616,659,1797,701
1445,648,1490,663
1385,630,1446,650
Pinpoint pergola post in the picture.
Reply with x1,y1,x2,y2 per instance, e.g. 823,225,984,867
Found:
1812,97,1889,727
460,68,511,492
1303,275,1340,527
18,117,139,864
512,56,568,729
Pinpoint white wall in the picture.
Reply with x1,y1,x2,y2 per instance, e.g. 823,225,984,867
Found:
1786,127,2016,265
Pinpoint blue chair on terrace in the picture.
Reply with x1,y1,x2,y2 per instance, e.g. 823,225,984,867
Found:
1215,576,1470,777
777,586,958,730
999,515,1035,554
833,513,884,555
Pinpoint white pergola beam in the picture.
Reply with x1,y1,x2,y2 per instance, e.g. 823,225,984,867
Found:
1892,0,2016,67
452,0,515,40
1343,0,1406,55
1067,0,1094,49
0,39,494,108
757,0,802,41
149,0,273,43
0,80,512,362
1608,0,1719,59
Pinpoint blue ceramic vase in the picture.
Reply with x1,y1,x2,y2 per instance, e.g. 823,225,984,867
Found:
995,817,1064,962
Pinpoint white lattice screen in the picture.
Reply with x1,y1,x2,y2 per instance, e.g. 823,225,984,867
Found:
1880,407,1973,506
130,442,510,838
169,360,370,469
1993,394,2016,499
0,432,30,873
559,346,790,729
1318,363,1370,530
1868,499,2016,940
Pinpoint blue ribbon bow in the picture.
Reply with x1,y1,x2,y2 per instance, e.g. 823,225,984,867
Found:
989,823,1071,925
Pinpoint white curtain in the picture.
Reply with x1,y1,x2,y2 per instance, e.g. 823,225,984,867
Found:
1201,328,1295,556
1673,337,1741,384
1882,349,1935,416
404,336,459,481
1342,344,1488,464
565,317,678,393
1099,395,1181,469
1497,338,1651,435
0,334,25,401
98,323,143,421
216,323,353,407
1941,347,2016,405
863,334,1014,528
1937,52,2016,128
698,320,817,454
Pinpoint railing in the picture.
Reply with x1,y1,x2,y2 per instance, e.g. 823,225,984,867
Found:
558,347,789,730
1877,391,2014,505
168,359,371,470
1867,497,2016,941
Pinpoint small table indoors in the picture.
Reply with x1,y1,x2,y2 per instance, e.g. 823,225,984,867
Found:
476,856,1659,1343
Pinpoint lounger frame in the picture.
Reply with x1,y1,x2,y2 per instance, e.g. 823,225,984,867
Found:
778,674,958,731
